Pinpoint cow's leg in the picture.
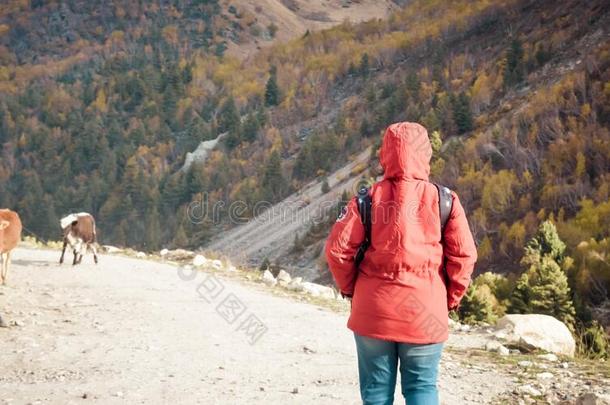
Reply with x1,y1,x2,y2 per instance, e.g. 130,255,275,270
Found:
59,239,67,264
3,251,10,285
0,252,5,285
91,244,98,264
72,249,78,266
77,243,86,265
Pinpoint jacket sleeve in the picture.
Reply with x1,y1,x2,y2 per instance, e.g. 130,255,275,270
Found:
443,192,477,310
324,197,365,296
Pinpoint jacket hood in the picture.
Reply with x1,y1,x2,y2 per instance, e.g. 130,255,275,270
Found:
379,122,432,181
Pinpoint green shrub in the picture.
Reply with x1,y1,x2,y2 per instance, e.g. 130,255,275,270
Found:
459,283,498,324
576,321,609,360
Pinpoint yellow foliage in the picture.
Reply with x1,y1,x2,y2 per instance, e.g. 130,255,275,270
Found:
471,72,492,111
481,170,518,216
93,88,107,112
478,236,493,262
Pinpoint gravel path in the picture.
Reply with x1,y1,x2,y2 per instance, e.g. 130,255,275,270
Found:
0,247,514,404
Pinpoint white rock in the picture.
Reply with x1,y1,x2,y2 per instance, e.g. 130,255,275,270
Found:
485,341,503,352
498,345,510,356
262,270,277,287
136,251,146,258
103,245,123,253
276,270,292,286
301,282,336,299
226,265,238,272
536,372,553,380
536,353,558,362
495,314,576,357
494,331,508,340
561,362,569,369
459,324,471,332
210,259,223,270
286,277,303,292
160,248,169,256
516,384,542,397
518,360,533,368
193,255,207,267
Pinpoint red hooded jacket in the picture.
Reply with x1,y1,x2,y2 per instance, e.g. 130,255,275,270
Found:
325,122,477,343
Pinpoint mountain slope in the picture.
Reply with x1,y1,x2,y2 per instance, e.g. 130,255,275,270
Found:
0,0,608,322
219,0,399,58
205,146,371,280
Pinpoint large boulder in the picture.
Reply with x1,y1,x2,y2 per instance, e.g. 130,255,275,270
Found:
495,314,575,357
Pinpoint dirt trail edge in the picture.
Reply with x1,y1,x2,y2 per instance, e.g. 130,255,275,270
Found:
2,247,514,404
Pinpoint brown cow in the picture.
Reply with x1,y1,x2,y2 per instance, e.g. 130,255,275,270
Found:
0,209,22,285
59,213,99,266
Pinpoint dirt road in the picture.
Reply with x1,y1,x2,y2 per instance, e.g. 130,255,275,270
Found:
1,247,514,404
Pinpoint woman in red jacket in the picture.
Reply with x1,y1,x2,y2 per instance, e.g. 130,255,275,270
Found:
325,122,477,405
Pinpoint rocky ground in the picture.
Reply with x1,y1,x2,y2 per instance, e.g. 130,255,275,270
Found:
0,246,608,404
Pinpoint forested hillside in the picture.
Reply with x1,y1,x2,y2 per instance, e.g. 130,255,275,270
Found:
0,0,609,332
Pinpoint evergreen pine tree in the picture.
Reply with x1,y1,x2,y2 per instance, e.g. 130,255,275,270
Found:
359,53,370,77
173,223,189,248
218,97,242,149
242,113,260,142
360,117,373,138
293,143,314,180
503,38,525,88
259,257,270,271
451,92,473,134
262,150,288,202
406,71,420,97
218,96,240,134
510,221,576,326
264,66,280,107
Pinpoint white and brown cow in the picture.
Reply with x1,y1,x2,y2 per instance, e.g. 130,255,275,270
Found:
59,213,99,265
0,208,22,285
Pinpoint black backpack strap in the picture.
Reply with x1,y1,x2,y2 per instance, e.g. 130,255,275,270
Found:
354,186,371,266
434,183,453,236
434,183,453,290
356,186,372,242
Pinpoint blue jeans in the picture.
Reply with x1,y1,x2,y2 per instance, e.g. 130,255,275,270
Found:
354,333,443,405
